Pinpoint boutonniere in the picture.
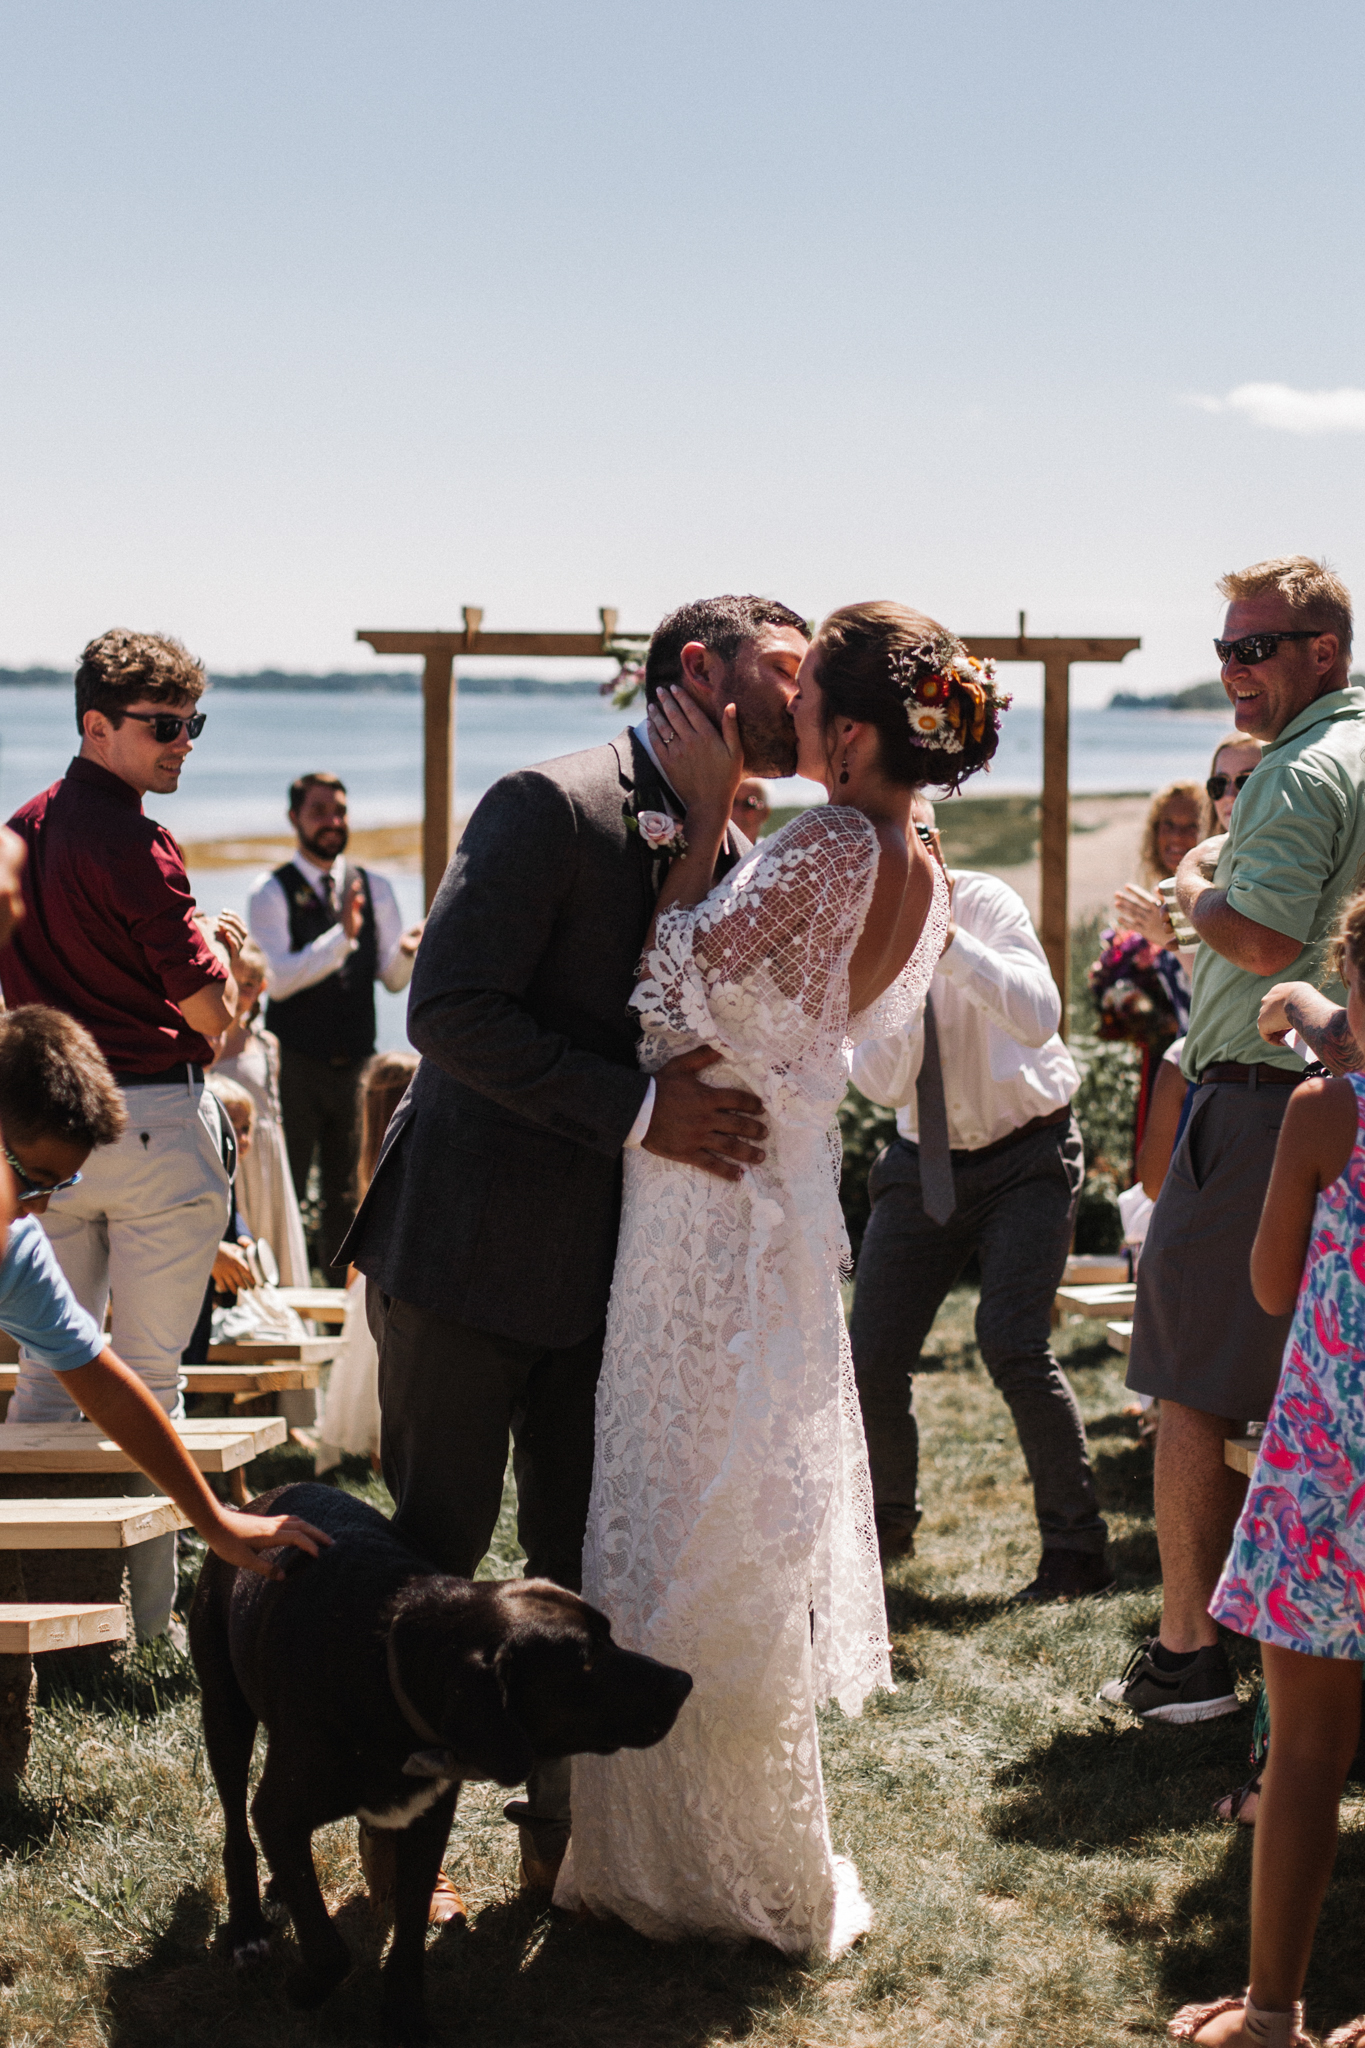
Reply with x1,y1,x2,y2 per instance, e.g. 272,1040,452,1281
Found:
625,805,688,860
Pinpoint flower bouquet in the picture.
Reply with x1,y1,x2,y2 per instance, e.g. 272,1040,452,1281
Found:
1087,927,1181,1049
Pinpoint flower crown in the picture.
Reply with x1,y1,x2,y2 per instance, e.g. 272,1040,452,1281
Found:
888,634,1012,755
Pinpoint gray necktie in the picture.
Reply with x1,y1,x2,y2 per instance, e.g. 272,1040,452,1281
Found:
917,994,956,1226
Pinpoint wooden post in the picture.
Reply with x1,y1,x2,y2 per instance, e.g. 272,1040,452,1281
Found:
421,649,454,910
1040,653,1072,1028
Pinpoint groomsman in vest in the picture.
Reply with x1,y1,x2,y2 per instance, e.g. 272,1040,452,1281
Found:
248,773,423,1270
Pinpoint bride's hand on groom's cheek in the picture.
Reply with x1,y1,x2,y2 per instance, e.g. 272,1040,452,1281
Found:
643,1047,768,1182
648,689,743,819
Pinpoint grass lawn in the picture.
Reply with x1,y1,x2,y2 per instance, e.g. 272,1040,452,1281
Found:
5,1300,1365,2047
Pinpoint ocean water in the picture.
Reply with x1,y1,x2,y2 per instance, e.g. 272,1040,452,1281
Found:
0,684,1238,836
0,683,1238,1052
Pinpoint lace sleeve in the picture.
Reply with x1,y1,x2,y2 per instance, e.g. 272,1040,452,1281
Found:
631,806,880,1073
847,859,951,1045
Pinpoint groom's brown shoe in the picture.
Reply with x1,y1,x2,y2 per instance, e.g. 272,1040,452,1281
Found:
359,1819,467,1926
518,1846,565,1895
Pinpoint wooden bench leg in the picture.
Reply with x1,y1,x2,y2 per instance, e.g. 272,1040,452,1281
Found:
229,1469,251,1507
0,1554,32,1790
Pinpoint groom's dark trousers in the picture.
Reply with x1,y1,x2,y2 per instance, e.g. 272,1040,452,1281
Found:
342,731,743,1874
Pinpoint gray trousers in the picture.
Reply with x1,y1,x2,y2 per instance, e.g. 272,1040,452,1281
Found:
368,1285,603,1863
848,1115,1107,1556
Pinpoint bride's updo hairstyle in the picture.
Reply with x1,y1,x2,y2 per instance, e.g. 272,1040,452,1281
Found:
812,601,1010,794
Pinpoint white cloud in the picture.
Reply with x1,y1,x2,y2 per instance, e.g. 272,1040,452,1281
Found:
1188,382,1365,433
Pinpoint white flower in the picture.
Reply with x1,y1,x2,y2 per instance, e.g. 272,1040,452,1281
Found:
637,809,684,850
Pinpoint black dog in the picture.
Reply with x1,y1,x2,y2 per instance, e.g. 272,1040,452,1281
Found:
189,1482,691,2043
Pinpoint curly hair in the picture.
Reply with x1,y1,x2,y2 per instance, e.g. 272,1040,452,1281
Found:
811,601,1004,794
1139,780,1203,884
0,1006,127,1149
74,629,206,738
1329,890,1365,989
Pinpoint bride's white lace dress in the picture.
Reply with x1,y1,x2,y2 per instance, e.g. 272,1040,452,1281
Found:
553,804,950,1955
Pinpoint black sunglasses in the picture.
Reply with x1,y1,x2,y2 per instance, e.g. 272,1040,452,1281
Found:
1213,630,1322,666
120,710,206,742
1206,770,1255,801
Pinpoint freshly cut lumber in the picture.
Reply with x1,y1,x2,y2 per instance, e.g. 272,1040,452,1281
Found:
0,1496,188,1548
1054,1282,1137,1320
0,1417,286,1474
0,1602,125,1653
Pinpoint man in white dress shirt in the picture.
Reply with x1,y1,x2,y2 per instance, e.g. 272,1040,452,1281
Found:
849,798,1112,1604
248,772,423,1270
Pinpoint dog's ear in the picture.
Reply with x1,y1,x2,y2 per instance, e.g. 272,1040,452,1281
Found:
440,1646,535,1787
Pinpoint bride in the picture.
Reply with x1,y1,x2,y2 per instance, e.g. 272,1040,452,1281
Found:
554,601,1009,1955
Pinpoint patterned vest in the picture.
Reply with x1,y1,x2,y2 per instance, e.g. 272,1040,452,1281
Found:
265,860,379,1063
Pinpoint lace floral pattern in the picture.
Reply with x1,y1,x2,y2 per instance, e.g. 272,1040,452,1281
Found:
555,807,950,1954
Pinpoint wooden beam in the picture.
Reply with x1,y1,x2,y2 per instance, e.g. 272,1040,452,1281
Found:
1041,650,1071,1019
359,628,636,660
421,647,455,911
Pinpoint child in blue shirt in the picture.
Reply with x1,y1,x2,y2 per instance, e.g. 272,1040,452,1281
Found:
0,1006,328,1579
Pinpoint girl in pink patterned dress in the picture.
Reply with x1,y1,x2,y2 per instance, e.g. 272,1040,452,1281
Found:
1171,895,1365,2047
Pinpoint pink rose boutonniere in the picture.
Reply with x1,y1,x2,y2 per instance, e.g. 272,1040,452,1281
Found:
627,808,689,859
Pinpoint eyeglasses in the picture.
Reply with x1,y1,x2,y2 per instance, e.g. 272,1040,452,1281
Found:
1206,770,1256,801
1213,631,1322,667
119,710,206,743
4,1149,82,1203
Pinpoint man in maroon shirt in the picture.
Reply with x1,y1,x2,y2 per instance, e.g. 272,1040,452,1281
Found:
2,628,244,1639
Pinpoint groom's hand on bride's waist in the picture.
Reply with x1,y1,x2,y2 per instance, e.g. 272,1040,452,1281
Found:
642,1047,767,1182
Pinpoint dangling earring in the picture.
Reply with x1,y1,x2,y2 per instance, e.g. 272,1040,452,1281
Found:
839,751,850,785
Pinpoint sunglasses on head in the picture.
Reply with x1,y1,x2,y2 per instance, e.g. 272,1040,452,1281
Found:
733,796,769,813
1206,770,1255,801
1213,630,1322,667
120,710,206,742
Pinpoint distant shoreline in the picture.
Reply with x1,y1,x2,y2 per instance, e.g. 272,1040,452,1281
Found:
0,668,604,696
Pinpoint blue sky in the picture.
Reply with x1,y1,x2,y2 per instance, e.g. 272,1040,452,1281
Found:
3,0,1363,704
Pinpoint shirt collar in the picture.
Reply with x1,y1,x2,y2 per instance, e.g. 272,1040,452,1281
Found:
293,848,346,894
64,755,145,809
632,720,682,811
1265,684,1365,752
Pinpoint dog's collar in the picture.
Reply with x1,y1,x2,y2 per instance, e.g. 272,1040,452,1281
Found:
386,1631,442,1747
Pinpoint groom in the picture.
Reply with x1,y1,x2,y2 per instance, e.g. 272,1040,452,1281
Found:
343,594,809,1888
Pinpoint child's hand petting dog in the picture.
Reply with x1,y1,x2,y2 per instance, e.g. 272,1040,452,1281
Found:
203,1505,333,1581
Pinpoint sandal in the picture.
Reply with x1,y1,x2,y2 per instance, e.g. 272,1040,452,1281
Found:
1212,1771,1262,1826
1169,1991,1309,2044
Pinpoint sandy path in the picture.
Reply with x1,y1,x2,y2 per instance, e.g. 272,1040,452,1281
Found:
988,795,1150,927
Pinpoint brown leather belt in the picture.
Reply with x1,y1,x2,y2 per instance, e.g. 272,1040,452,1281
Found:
1197,1060,1302,1089
949,1101,1073,1164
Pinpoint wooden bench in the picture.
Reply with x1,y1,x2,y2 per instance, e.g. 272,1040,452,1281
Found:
0,1496,188,1548
1224,1433,1263,1479
1054,1282,1138,1321
278,1287,350,1329
0,1362,322,1400
1062,1254,1130,1286
0,1417,286,1505
1106,1320,1132,1355
0,1601,125,1653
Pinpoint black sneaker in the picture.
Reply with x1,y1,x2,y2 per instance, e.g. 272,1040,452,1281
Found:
1011,1549,1117,1604
1096,1637,1239,1723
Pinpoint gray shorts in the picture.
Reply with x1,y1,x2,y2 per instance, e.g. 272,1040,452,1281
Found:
1126,1079,1295,1421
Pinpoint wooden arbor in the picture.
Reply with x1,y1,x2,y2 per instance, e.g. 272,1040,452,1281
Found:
961,623,1140,1010
358,609,629,909
355,610,1141,1017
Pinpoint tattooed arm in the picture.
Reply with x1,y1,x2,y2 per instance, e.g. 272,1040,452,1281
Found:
1258,981,1365,1075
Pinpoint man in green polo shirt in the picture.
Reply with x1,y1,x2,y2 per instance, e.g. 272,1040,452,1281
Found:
1100,555,1365,1724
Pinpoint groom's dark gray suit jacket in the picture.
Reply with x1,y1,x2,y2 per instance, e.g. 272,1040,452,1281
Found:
344,729,744,1350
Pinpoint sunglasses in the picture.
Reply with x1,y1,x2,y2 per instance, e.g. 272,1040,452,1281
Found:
1206,770,1256,801
914,823,938,846
120,710,207,742
733,796,769,813
1213,630,1322,666
4,1148,82,1203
